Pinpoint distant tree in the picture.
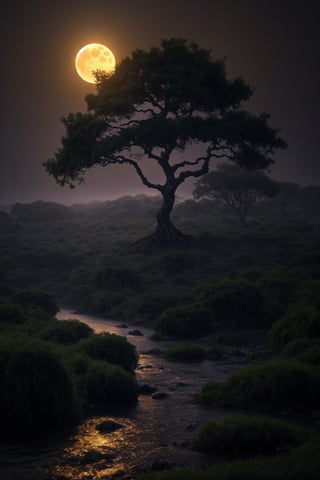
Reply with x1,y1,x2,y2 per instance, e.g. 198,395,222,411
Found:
44,38,286,244
193,162,280,226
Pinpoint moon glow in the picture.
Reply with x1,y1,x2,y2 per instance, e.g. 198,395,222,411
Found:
75,43,115,83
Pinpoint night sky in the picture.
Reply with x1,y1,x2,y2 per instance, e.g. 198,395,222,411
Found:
1,0,319,205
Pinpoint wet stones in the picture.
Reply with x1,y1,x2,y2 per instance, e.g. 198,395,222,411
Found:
128,329,144,336
151,392,169,400
96,420,123,433
139,384,158,395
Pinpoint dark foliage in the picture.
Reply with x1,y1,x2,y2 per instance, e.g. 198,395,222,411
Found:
192,415,310,457
77,332,138,372
11,289,59,316
40,319,94,344
0,342,78,430
155,304,212,338
44,38,285,244
196,359,320,412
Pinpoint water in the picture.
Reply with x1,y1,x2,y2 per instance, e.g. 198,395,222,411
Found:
1,310,244,479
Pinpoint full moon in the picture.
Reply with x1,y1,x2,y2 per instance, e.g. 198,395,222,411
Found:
75,43,116,83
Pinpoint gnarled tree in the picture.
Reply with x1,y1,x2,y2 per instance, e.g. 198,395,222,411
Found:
44,38,286,244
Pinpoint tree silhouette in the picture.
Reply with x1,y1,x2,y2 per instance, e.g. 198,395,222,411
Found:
193,162,280,226
44,38,286,244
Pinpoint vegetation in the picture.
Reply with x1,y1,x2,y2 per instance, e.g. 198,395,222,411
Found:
0,339,79,430
192,415,311,457
139,440,320,480
0,296,139,432
44,38,285,244
165,344,207,362
193,162,280,227
1,180,320,476
77,332,138,372
155,304,212,338
196,359,320,412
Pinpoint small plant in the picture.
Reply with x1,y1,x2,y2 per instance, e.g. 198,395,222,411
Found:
165,344,207,362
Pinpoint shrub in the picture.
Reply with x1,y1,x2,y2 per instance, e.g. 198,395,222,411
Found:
192,415,310,457
0,303,27,324
79,291,127,316
1,342,78,430
197,278,265,328
159,251,199,274
40,319,93,344
281,339,320,365
93,265,141,290
155,304,212,338
196,359,320,412
140,440,320,480
137,292,179,317
79,360,138,408
77,332,138,372
269,304,320,352
11,289,59,316
165,344,207,362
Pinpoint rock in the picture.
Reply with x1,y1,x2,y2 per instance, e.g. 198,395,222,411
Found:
128,329,144,336
139,384,158,395
73,449,116,465
116,323,128,328
141,348,163,355
96,420,123,433
137,364,154,370
152,392,169,400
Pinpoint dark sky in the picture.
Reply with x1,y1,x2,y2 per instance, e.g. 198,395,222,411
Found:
1,0,319,205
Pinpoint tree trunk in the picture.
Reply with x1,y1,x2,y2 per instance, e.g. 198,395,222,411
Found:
133,184,192,248
154,189,186,244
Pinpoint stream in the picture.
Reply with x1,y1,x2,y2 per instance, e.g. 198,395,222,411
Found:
1,309,248,480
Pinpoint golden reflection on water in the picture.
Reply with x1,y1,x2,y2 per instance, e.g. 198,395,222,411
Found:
50,416,143,479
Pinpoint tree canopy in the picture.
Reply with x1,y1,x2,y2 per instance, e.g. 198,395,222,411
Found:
44,38,286,244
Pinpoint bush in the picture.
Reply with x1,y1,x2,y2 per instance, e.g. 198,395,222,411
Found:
137,292,179,317
281,339,320,365
40,319,93,344
0,303,27,324
93,265,141,290
140,439,320,480
165,344,207,362
192,415,310,457
79,360,138,408
196,359,320,412
269,304,320,352
1,342,78,430
77,332,138,372
155,304,212,338
197,278,265,328
11,289,59,316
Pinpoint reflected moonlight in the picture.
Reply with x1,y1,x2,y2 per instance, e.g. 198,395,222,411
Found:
75,43,115,83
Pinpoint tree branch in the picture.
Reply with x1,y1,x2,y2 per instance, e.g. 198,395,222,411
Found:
100,154,163,191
